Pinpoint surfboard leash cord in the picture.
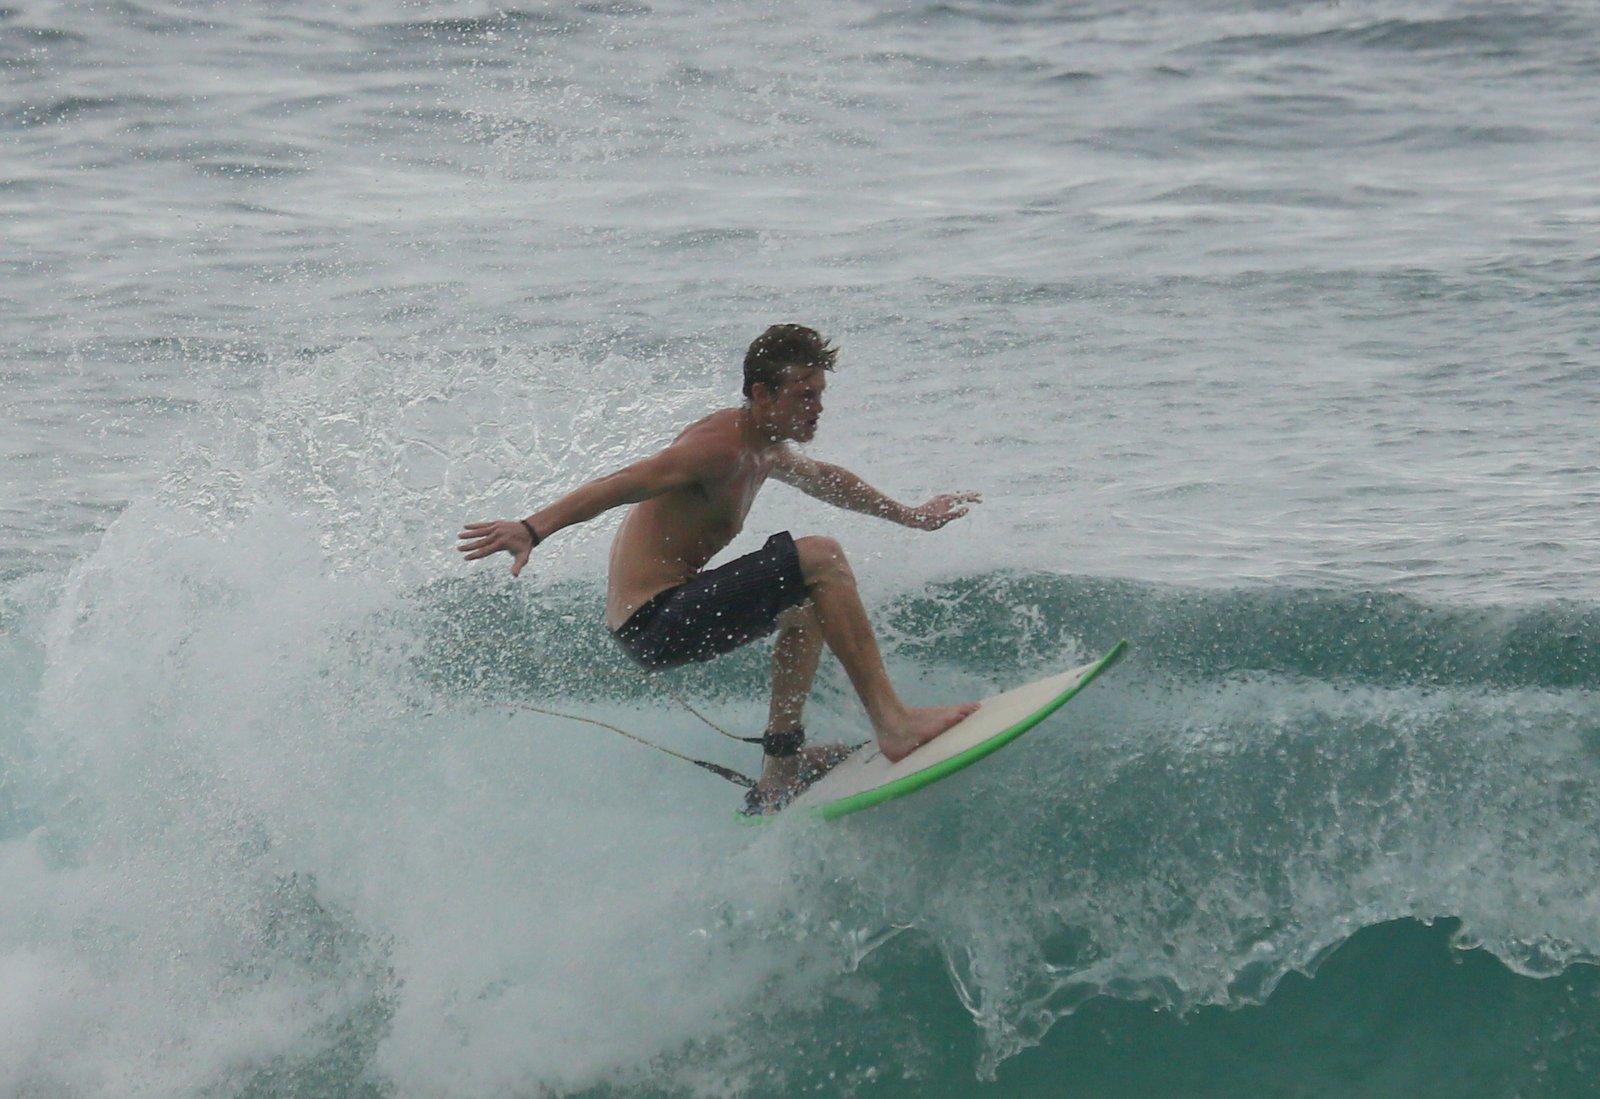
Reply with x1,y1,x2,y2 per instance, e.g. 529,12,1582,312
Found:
502,700,758,789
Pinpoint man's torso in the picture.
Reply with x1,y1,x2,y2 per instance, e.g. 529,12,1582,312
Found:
604,409,780,630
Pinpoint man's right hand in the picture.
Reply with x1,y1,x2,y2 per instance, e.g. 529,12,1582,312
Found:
457,519,537,577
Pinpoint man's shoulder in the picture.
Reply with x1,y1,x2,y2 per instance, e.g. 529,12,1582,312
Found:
680,406,742,433
662,409,745,470
767,442,819,483
671,406,733,440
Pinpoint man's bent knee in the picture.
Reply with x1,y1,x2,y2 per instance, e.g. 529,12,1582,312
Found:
794,535,855,586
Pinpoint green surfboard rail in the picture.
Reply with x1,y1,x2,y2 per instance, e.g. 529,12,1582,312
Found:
805,639,1128,820
736,640,1129,824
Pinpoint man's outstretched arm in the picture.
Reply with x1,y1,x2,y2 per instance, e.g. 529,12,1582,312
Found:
772,451,981,531
456,444,706,576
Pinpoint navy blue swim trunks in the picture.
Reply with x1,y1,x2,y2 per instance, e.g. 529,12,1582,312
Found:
612,531,810,670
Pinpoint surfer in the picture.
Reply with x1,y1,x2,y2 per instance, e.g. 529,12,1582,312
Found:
457,324,980,811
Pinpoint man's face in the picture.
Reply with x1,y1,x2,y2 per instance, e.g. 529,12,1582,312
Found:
763,367,827,443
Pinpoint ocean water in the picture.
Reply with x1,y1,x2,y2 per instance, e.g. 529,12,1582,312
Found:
3,1,1599,1096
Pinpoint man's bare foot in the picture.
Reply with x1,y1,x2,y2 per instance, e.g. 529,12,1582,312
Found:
877,702,979,763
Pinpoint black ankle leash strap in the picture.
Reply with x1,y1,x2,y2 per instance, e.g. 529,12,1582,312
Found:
759,726,806,758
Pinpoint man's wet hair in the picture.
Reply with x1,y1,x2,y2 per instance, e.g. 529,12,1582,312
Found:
742,324,838,399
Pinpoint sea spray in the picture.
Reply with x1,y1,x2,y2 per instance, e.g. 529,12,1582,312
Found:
7,364,1600,1094
9,440,1600,1094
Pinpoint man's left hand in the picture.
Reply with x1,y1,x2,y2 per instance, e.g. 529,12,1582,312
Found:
907,491,982,530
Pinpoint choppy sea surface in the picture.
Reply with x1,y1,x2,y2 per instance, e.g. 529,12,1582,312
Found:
4,1,1599,1096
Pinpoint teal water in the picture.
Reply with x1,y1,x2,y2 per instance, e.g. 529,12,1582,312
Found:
5,563,1597,1096
4,1,1600,1096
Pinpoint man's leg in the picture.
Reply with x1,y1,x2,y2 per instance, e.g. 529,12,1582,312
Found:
793,535,976,762
767,602,823,736
754,604,843,805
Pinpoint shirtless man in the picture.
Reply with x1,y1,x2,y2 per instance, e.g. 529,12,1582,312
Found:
457,324,980,810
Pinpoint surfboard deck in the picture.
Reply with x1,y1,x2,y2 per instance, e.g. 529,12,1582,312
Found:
760,640,1128,821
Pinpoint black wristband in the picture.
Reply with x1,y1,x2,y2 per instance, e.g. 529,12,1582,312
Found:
520,518,541,547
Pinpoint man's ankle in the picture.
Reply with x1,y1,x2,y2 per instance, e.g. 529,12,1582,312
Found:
761,724,805,758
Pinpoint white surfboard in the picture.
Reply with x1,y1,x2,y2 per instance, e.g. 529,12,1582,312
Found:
777,640,1128,820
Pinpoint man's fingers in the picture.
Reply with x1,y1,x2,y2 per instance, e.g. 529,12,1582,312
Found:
458,527,497,550
923,493,980,523
458,519,536,576
458,521,508,558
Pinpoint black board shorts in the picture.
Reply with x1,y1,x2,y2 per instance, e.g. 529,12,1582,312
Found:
612,531,810,670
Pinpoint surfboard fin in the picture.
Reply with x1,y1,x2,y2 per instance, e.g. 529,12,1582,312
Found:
694,759,756,789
